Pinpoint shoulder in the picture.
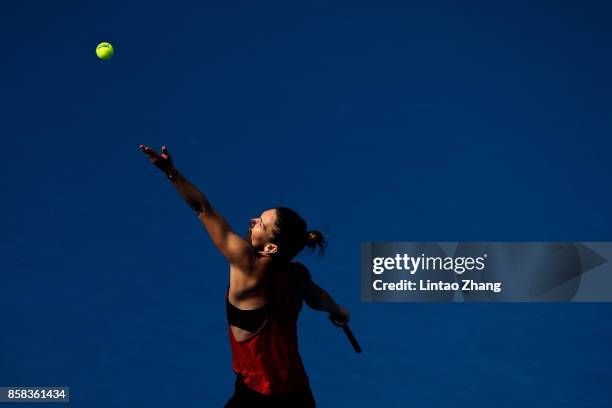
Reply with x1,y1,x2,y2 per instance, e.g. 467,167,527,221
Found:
290,261,312,282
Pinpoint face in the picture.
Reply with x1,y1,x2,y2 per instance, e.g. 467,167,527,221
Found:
246,209,278,254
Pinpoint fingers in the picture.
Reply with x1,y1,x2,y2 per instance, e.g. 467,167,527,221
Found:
139,144,160,161
161,145,173,162
329,309,350,327
139,144,173,162
331,318,347,327
329,315,342,327
139,144,176,176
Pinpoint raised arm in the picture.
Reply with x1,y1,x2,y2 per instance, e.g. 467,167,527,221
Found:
295,263,350,326
139,144,255,269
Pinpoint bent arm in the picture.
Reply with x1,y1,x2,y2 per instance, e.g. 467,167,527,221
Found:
167,168,254,268
296,263,344,316
303,279,343,315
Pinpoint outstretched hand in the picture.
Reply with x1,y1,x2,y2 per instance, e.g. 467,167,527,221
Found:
139,144,175,175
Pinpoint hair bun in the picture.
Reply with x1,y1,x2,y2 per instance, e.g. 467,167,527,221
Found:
305,231,322,247
305,230,327,256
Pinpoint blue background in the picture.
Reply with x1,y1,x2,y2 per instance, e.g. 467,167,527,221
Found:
1,1,611,406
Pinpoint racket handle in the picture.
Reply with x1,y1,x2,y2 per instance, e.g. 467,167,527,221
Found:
342,324,362,353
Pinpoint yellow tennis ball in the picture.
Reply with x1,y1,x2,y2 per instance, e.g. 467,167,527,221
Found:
96,42,114,61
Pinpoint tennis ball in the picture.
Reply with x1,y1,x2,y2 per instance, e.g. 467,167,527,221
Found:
96,42,114,60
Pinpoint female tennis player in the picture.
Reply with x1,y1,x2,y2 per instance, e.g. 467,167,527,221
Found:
140,144,350,407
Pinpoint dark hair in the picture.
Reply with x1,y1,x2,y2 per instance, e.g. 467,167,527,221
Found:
272,207,327,261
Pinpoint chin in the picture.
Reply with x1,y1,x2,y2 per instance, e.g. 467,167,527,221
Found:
244,229,253,245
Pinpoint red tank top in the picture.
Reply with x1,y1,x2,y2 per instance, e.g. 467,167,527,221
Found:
228,263,309,395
